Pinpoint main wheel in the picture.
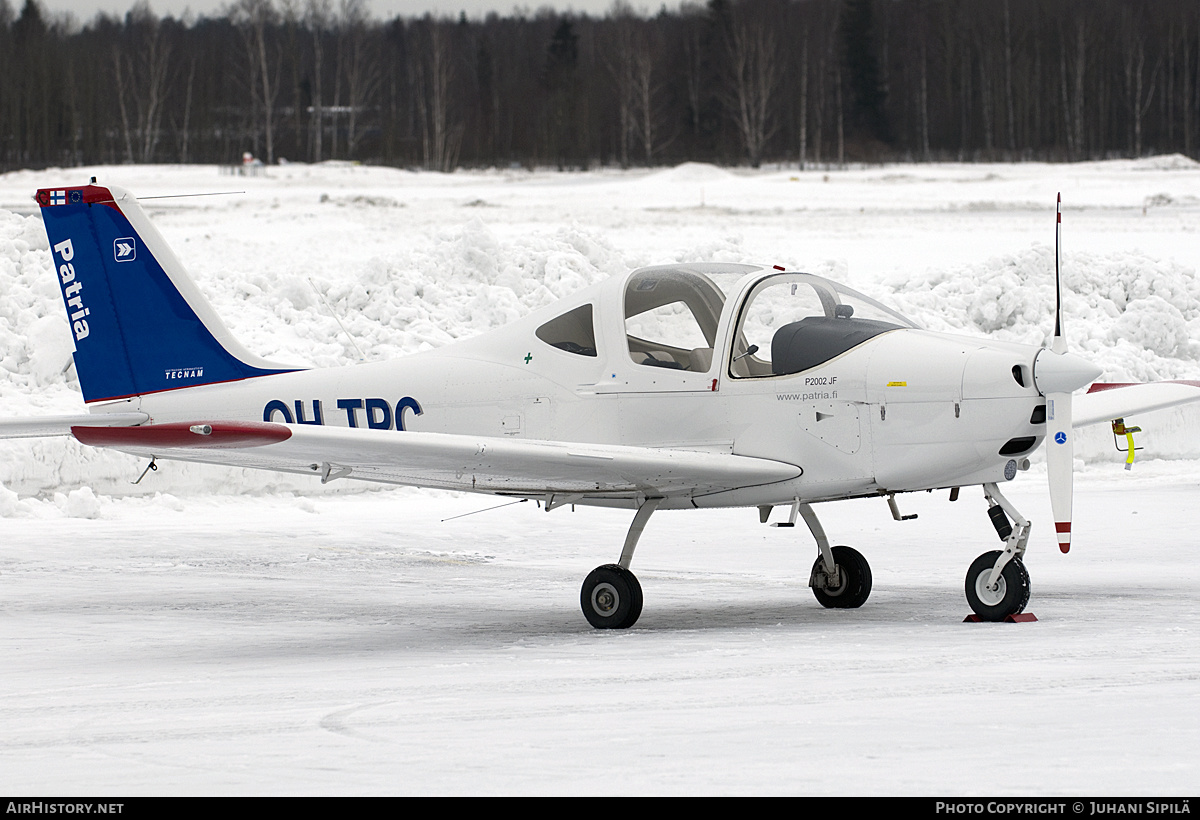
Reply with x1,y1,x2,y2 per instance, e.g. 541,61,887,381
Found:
965,550,1031,621
811,545,872,609
580,564,643,629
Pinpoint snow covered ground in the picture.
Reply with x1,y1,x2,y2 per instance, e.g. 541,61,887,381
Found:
1,159,1198,794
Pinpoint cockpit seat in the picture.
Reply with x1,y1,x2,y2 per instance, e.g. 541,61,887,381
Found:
771,316,901,376
641,351,684,369
689,347,713,372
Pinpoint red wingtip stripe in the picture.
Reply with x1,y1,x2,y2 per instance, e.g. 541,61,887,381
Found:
1055,522,1071,533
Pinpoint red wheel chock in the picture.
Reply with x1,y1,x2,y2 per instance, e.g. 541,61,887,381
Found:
963,612,1038,623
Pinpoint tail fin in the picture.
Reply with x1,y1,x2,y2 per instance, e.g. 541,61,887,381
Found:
36,183,299,404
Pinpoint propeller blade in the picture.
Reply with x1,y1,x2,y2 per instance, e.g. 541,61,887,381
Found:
1045,391,1074,553
1035,349,1098,555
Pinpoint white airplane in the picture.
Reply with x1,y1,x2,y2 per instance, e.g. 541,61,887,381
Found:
5,182,1199,628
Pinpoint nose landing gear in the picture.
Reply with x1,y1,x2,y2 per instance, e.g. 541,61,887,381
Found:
965,550,1031,621
966,483,1034,621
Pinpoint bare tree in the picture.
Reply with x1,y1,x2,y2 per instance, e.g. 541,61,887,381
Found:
1184,15,1196,156
603,6,666,166
722,5,780,167
231,0,280,164
797,30,809,168
601,7,637,166
336,0,379,160
1003,0,1016,155
112,2,172,163
632,32,665,164
411,17,462,172
681,16,704,146
172,57,196,162
917,20,929,160
1059,17,1087,159
1121,11,1160,157
305,0,331,162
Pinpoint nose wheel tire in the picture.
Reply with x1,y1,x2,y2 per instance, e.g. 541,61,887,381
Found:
965,550,1031,621
811,545,872,609
581,564,643,629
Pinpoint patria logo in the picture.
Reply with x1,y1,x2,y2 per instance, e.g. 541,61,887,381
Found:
52,238,91,341
113,237,136,262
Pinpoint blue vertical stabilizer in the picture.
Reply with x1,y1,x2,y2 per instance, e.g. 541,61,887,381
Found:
36,184,299,403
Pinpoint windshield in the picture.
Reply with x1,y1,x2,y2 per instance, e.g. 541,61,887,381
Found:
730,273,917,378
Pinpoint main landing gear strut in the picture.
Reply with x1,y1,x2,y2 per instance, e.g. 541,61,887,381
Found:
792,499,873,609
579,497,661,629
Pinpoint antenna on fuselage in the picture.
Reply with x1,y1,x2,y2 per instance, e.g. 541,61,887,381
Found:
308,277,367,363
135,191,246,201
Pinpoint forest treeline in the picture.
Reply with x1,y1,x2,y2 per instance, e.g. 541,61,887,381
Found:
2,0,1199,171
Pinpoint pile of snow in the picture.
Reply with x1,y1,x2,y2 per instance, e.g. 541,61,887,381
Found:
647,161,738,185
1130,153,1200,171
0,211,68,396
881,244,1200,382
217,218,627,368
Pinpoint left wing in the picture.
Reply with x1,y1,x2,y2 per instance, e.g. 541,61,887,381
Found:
1073,381,1200,427
71,421,802,500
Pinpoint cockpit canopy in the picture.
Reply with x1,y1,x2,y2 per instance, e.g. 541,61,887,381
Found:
532,264,916,379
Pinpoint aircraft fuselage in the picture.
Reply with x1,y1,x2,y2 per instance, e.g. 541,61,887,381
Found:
111,265,1047,509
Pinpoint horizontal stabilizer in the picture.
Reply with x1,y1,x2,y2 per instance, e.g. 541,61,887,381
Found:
0,412,148,439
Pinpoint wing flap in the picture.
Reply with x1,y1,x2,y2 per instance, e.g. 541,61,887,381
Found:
69,422,802,498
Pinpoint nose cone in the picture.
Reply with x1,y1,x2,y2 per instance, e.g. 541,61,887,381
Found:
1034,348,1103,396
